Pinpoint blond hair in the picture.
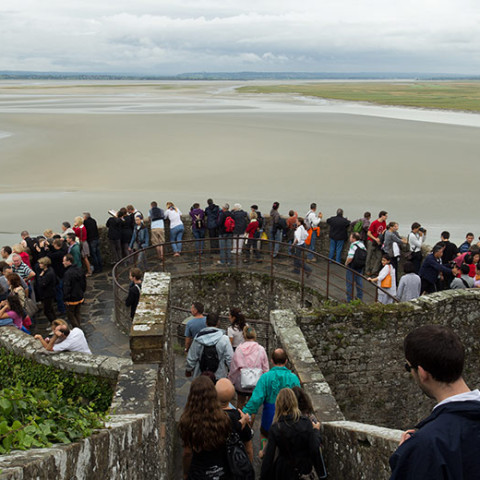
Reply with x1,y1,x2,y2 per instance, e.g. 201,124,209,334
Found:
74,216,84,226
243,325,257,341
12,244,24,254
273,388,301,424
166,202,177,211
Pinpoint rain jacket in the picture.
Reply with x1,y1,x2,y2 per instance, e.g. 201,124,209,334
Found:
228,341,269,392
390,400,480,479
185,327,233,380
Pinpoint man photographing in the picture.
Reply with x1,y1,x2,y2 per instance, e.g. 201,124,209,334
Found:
390,325,480,479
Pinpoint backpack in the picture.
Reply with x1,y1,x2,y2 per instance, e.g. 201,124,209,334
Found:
224,215,235,233
256,212,264,230
352,219,363,233
351,245,367,270
199,344,220,373
226,430,255,480
194,214,205,229
150,207,164,221
304,212,313,230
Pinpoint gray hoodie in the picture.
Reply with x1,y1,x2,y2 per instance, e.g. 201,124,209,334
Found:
186,327,233,380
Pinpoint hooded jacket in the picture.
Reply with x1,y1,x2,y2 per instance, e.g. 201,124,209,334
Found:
186,327,233,380
390,400,480,479
228,341,269,392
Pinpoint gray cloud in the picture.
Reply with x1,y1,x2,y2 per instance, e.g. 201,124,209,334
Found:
1,0,480,74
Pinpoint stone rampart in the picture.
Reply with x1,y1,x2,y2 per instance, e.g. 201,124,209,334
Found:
0,272,176,480
297,289,480,430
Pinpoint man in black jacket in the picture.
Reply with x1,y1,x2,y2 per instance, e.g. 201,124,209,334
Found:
48,238,68,314
390,325,480,479
326,208,351,263
62,253,86,328
83,212,103,274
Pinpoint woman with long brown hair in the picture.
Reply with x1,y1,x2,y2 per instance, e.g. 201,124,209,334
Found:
178,376,232,479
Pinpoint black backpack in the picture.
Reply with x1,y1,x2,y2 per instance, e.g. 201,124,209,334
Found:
194,214,205,229
351,246,367,270
226,429,255,480
200,344,219,373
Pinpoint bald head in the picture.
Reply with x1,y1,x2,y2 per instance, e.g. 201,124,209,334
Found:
216,378,235,407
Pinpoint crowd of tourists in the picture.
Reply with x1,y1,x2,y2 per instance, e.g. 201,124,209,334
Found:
181,302,326,479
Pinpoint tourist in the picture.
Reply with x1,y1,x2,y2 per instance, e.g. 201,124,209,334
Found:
6,272,27,307
0,262,9,301
244,212,261,263
390,325,480,479
12,244,30,268
119,207,133,259
148,201,165,260
418,245,453,294
125,267,143,319
48,238,67,314
36,257,57,322
368,254,397,304
243,348,301,457
216,378,254,462
20,230,37,264
0,295,26,329
450,264,474,289
270,201,283,258
129,215,149,269
408,223,426,273
11,253,35,284
326,208,350,263
440,231,458,264
165,202,184,257
260,388,324,480
204,198,220,254
383,222,408,276
178,376,236,480
35,324,91,354
231,203,248,255
185,312,233,380
345,232,366,302
65,233,82,269
184,302,206,352
217,204,234,266
227,307,247,349
60,221,75,239
106,210,123,264
228,326,269,410
250,204,265,235
304,203,322,260
463,252,479,278
83,212,103,274
365,210,388,276
292,386,319,424
0,246,13,265
62,253,86,328
127,204,143,219
286,209,299,255
73,216,92,276
351,211,371,242
397,262,421,302
292,218,312,276
189,203,206,254
459,232,474,254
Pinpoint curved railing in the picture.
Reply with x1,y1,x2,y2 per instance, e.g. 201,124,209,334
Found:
112,237,397,330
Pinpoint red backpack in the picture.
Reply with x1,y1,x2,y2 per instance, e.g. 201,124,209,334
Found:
224,215,235,233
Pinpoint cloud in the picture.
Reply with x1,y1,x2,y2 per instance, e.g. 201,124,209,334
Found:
1,0,480,74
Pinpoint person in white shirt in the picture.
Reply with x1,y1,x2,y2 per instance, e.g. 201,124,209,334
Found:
35,324,91,354
305,203,323,260
408,222,426,273
368,254,397,304
165,202,184,256
292,218,312,275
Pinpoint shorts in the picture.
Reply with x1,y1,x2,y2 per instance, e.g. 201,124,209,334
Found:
80,241,90,257
151,228,165,244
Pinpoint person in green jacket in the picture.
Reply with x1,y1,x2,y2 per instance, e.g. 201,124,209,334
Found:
243,348,300,456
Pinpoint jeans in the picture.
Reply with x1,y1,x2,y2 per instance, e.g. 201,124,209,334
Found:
193,229,205,254
219,234,233,264
329,239,345,263
307,231,317,259
293,245,312,274
232,235,244,255
66,303,82,328
88,238,103,272
346,268,363,302
109,238,122,263
55,278,66,313
208,227,219,253
271,228,282,257
170,224,184,253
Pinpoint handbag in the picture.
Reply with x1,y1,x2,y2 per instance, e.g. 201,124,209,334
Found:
380,266,392,288
226,429,255,480
24,297,38,318
240,367,263,390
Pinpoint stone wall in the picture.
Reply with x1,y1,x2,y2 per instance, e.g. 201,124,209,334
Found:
272,308,402,480
297,289,480,430
0,272,176,480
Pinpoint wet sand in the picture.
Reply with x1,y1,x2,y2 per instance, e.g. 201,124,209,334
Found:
0,81,479,246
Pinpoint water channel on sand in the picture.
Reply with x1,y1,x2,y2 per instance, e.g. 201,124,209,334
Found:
0,80,479,246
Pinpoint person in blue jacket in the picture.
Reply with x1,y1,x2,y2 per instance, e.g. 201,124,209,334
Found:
418,244,453,294
390,325,480,479
129,215,149,269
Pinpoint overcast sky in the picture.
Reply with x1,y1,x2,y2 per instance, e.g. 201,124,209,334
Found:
1,0,480,75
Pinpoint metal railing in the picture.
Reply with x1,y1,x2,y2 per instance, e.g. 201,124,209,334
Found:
112,236,397,331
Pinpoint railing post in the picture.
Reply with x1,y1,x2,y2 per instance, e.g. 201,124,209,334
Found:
300,247,305,304
270,239,274,279
326,259,330,299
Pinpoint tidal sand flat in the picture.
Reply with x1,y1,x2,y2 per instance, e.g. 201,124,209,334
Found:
0,80,479,245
